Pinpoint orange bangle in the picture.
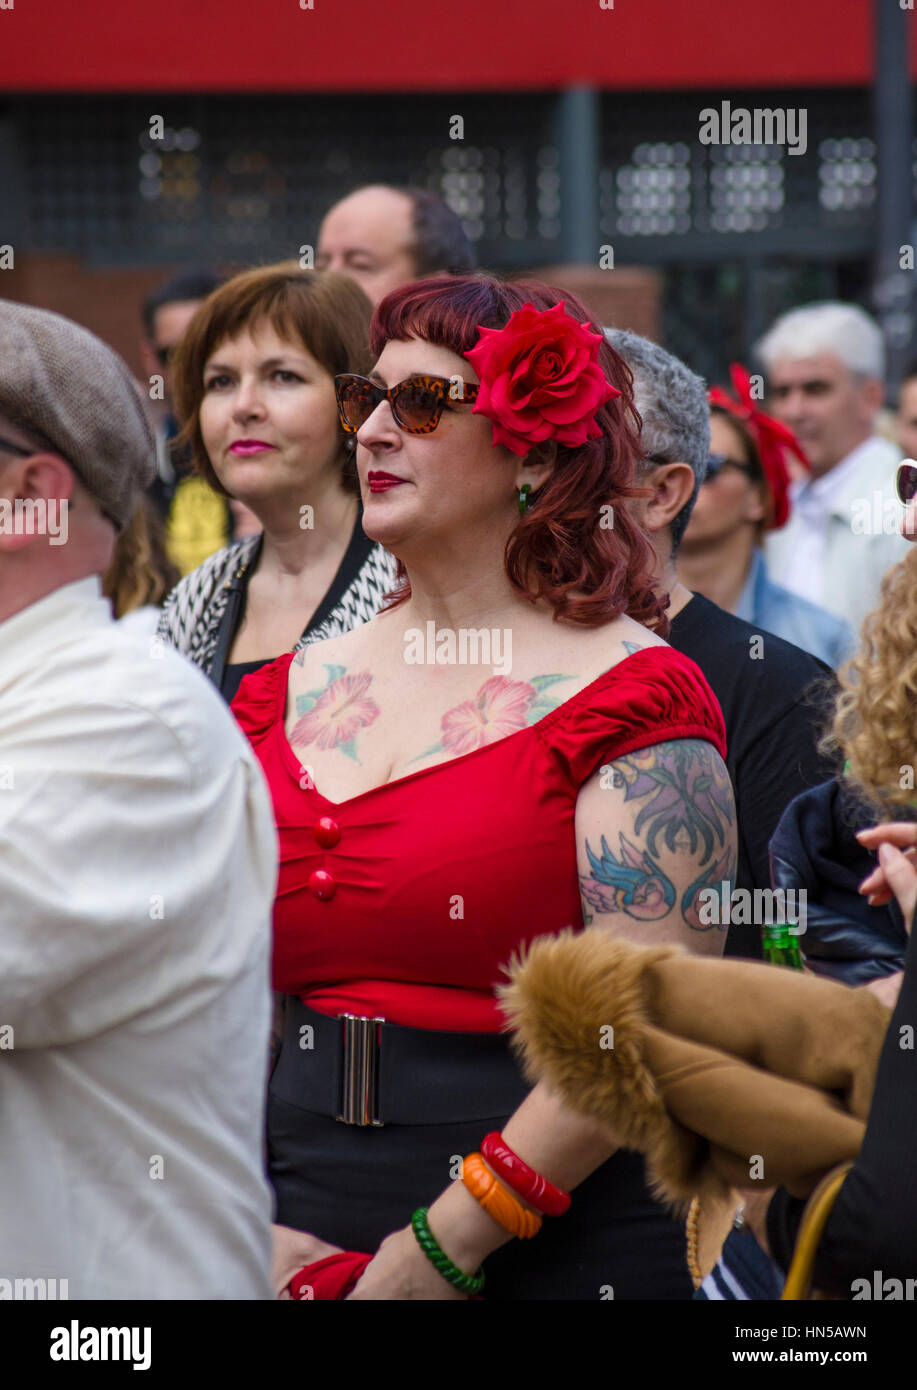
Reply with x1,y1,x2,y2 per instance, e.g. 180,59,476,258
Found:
461,1152,543,1239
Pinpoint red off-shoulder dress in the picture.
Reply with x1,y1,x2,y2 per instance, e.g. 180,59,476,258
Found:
232,646,726,1032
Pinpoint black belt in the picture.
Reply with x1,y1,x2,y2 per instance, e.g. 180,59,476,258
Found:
271,997,530,1128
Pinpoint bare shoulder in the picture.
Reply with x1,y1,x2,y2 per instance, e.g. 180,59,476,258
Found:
288,611,391,688
608,613,669,657
566,613,669,675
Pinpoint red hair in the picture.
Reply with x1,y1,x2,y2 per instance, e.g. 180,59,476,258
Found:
370,273,669,634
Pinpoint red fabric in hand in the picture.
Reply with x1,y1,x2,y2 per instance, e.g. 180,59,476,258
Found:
288,1253,373,1300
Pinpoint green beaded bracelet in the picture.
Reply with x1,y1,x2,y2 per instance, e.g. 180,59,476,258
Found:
411,1207,486,1296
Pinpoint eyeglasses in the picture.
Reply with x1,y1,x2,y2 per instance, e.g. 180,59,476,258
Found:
335,374,480,436
703,453,756,483
896,460,917,505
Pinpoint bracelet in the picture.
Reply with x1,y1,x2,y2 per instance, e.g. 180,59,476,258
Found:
410,1207,486,1296
480,1132,571,1217
462,1152,543,1239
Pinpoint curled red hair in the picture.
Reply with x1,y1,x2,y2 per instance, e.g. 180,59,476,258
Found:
370,274,669,634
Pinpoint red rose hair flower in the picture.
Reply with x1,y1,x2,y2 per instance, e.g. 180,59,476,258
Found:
465,301,619,457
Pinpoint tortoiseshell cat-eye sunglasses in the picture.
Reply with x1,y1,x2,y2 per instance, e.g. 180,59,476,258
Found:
335,373,480,436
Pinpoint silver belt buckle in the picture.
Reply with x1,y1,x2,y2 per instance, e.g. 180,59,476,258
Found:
336,1013,385,1126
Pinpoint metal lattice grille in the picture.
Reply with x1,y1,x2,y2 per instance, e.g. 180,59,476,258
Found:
599,88,877,259
3,86,909,382
12,94,557,265
8,87,889,267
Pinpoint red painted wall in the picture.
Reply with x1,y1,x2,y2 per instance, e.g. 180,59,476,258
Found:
0,0,903,93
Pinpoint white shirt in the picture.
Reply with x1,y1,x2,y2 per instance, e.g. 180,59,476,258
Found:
766,434,909,635
0,578,277,1300
117,603,163,639
779,445,867,606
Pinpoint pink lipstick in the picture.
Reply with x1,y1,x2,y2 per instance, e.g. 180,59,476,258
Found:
230,440,276,455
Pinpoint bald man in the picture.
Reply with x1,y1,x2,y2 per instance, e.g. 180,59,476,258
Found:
316,184,475,305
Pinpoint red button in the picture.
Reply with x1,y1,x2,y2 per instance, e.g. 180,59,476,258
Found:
313,816,341,848
309,869,336,901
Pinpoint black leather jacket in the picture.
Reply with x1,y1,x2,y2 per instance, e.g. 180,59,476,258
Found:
768,778,908,985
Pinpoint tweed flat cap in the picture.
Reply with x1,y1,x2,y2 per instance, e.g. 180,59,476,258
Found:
0,299,157,529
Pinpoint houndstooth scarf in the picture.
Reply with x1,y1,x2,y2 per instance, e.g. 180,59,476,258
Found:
157,533,400,677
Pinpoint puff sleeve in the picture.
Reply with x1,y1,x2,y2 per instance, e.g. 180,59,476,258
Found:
231,651,295,748
538,646,727,791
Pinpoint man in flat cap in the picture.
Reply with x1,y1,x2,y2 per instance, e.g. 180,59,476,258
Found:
0,301,276,1299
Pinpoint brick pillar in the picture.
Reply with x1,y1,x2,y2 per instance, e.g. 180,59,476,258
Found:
2,253,191,379
532,264,662,343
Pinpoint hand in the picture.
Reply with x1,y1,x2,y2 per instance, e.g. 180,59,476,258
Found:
856,823,917,930
271,1222,344,1298
345,1225,470,1301
862,971,904,1010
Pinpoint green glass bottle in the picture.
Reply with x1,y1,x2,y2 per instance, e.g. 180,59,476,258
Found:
762,923,804,970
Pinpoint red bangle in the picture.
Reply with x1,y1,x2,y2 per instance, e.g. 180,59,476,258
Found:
480,1132,571,1217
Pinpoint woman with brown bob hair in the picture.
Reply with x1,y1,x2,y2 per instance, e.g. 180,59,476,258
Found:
157,264,398,702
233,273,737,1300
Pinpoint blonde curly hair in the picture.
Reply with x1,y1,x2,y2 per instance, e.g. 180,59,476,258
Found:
822,543,917,817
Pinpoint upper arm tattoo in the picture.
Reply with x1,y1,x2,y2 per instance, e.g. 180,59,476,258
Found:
579,739,737,932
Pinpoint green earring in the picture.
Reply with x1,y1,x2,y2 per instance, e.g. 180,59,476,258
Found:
518,483,532,516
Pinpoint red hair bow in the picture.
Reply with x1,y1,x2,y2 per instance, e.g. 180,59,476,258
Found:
708,364,809,531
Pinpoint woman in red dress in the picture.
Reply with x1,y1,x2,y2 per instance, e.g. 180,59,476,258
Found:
233,274,737,1300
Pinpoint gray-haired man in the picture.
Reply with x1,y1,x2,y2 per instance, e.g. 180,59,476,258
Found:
607,329,838,958
0,300,276,1297
758,301,907,633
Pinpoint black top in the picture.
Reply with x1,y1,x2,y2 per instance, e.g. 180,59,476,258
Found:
221,659,269,708
217,507,376,705
769,778,907,985
668,593,840,958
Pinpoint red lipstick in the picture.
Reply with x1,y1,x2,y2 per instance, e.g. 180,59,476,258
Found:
368,471,407,492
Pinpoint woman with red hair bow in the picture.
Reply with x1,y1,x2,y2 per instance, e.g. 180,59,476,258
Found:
678,365,853,668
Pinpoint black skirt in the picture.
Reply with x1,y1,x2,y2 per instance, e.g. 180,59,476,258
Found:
268,1000,693,1301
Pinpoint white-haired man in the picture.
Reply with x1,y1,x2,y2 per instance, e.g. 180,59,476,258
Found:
757,301,908,635
0,300,276,1298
